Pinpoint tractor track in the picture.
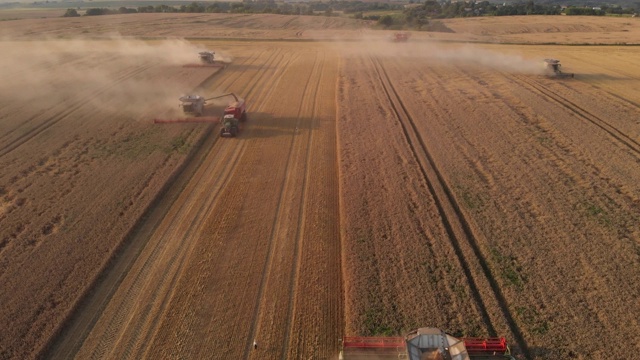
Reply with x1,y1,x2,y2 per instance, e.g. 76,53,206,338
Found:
576,81,640,110
370,55,532,359
281,52,326,358
245,54,323,359
512,75,640,158
242,51,322,360
42,121,223,359
42,48,279,359
282,16,297,29
87,139,247,360
82,48,287,359
0,62,157,158
159,49,302,358
143,48,295,359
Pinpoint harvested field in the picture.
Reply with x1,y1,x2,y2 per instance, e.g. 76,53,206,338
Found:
0,13,639,360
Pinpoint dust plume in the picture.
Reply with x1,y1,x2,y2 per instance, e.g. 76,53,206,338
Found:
327,33,545,75
0,36,226,119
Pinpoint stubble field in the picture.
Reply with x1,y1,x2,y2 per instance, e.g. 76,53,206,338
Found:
0,12,639,360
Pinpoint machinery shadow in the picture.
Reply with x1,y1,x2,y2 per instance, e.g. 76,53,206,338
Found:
238,112,322,139
526,345,576,359
569,73,632,81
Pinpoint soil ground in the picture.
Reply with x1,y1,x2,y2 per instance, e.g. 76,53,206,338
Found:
0,13,638,360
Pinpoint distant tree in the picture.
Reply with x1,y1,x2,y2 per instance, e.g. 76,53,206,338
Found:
155,4,175,13
378,14,394,27
206,3,221,13
63,8,79,17
230,2,245,13
424,0,442,16
183,2,204,13
137,5,154,13
524,0,533,14
118,6,137,14
565,6,604,15
85,8,105,16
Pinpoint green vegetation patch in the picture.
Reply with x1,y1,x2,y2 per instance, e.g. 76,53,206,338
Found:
455,183,486,211
515,305,550,335
578,201,612,227
363,308,395,336
489,246,527,291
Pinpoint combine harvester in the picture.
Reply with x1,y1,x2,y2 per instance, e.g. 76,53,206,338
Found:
184,51,225,68
153,93,247,138
340,327,516,360
544,59,574,78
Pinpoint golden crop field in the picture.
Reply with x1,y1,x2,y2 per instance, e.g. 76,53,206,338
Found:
0,12,638,360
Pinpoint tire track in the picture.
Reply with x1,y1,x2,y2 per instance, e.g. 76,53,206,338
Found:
119,48,293,359
370,55,532,359
282,16,297,29
87,141,247,360
513,75,640,157
242,52,321,360
280,52,326,359
120,52,275,352
206,49,302,358
81,48,286,359
171,50,302,356
124,47,294,358
42,49,277,359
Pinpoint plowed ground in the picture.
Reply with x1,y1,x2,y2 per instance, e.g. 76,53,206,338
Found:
0,15,639,360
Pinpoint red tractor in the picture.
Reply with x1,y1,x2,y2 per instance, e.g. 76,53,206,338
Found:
219,94,247,137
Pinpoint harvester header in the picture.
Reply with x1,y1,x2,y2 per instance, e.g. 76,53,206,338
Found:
340,327,515,360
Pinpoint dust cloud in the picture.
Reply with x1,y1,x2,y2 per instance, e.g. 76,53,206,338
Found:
0,36,227,119
329,33,545,75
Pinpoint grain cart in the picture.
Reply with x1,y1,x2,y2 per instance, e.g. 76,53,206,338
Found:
219,93,247,137
544,59,574,78
340,327,516,360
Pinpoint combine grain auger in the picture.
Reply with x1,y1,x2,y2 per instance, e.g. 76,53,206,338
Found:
340,327,516,360
153,93,247,138
544,59,574,78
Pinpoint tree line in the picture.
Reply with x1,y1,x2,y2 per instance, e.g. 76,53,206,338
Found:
63,1,402,17
404,0,635,19
63,0,637,30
